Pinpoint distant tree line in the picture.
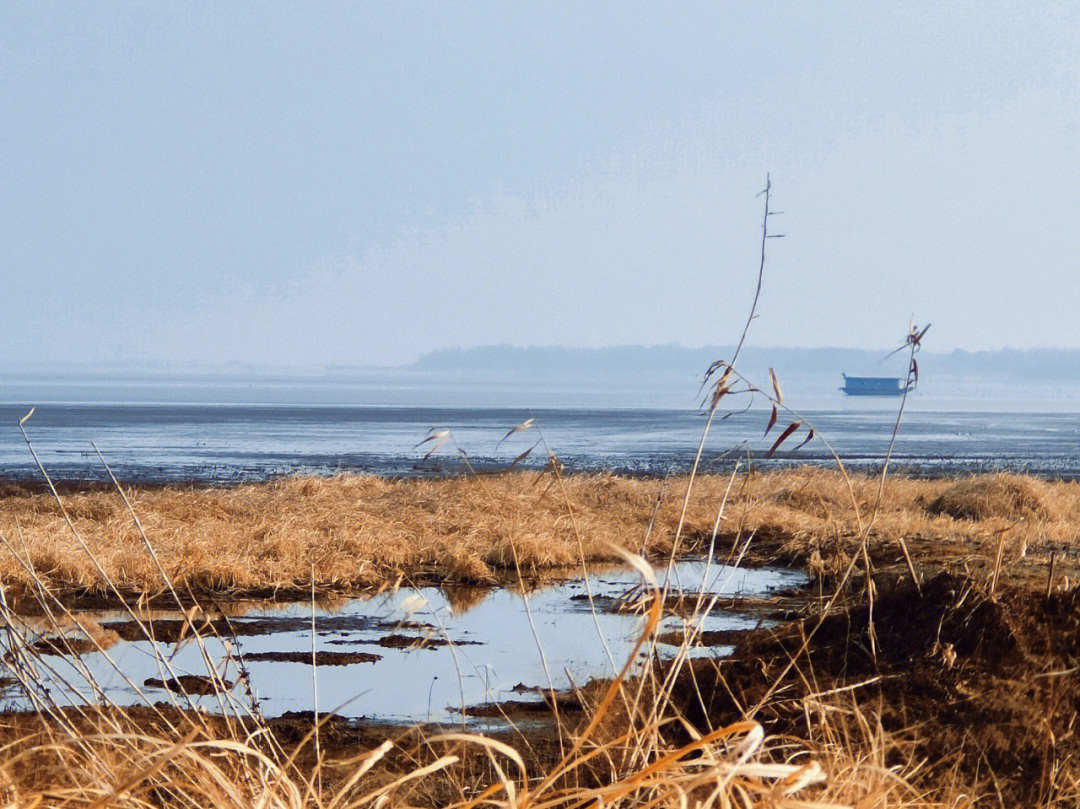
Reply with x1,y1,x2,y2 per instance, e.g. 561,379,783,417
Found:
412,345,1080,381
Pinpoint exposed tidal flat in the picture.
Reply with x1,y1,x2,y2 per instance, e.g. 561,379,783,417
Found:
3,401,1080,485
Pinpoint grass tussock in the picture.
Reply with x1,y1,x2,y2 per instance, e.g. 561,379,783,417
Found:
925,473,1056,521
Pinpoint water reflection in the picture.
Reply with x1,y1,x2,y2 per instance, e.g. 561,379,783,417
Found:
1,561,806,726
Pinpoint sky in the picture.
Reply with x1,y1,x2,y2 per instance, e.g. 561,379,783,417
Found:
3,2,1078,369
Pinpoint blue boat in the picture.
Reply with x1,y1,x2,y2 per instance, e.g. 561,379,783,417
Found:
840,373,912,396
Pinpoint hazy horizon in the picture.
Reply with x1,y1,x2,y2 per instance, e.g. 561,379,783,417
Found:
4,3,1078,368
8,342,1080,384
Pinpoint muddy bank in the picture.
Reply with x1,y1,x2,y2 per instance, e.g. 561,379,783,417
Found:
664,572,1080,805
7,563,1076,802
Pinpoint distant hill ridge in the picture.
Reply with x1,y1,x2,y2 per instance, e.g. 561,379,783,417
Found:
412,344,1080,381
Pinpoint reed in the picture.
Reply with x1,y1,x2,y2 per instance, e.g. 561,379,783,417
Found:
0,515,910,808
1,469,1076,602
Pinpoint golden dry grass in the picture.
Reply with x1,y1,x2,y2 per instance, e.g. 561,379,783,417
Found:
6,467,1065,805
1,469,1078,598
0,706,937,809
925,473,1056,521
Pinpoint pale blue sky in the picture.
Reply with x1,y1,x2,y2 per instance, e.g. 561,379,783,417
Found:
3,2,1078,367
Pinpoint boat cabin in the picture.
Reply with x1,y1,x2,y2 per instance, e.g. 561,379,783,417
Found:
840,374,912,396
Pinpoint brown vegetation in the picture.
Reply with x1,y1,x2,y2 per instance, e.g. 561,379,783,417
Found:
925,473,1057,521
5,468,1080,804
2,470,1079,602
673,572,1080,806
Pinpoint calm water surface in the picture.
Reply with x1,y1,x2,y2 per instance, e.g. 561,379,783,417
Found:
1,403,1079,482
0,561,805,726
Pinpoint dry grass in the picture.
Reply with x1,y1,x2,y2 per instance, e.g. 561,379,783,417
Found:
3,467,1076,804
0,706,940,809
0,534,942,809
925,473,1056,521
2,469,1078,600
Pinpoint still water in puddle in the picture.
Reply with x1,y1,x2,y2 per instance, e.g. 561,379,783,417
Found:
2,562,805,726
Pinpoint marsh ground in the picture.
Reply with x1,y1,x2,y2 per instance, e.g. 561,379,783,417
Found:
3,469,1080,805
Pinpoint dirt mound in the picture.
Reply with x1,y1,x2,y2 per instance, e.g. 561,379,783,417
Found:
926,474,1055,521
244,651,381,665
144,675,232,695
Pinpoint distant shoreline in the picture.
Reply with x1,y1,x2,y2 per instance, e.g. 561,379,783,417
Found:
9,343,1080,382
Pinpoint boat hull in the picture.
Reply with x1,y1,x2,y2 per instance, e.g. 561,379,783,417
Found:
840,374,912,396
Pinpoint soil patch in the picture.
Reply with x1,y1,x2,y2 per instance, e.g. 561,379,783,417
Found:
655,629,746,648
376,633,443,649
23,637,114,657
100,614,423,644
144,675,232,695
243,651,382,665
669,572,1080,805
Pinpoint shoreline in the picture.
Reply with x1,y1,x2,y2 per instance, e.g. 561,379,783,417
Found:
7,451,1080,487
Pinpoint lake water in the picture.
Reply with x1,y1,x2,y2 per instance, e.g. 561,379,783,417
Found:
0,561,805,726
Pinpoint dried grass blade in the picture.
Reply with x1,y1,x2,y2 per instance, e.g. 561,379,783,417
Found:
423,437,450,459
326,740,394,809
415,429,451,447
602,542,659,591
766,421,802,457
352,755,459,806
769,367,784,404
497,418,535,448
510,439,542,468
763,404,778,437
793,427,815,451
84,728,199,809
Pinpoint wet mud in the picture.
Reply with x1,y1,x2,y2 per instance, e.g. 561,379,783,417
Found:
665,573,1080,805
100,614,435,644
654,628,748,648
143,675,232,695
21,637,115,657
243,650,382,665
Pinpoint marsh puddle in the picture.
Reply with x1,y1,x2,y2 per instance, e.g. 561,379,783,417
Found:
1,562,805,727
